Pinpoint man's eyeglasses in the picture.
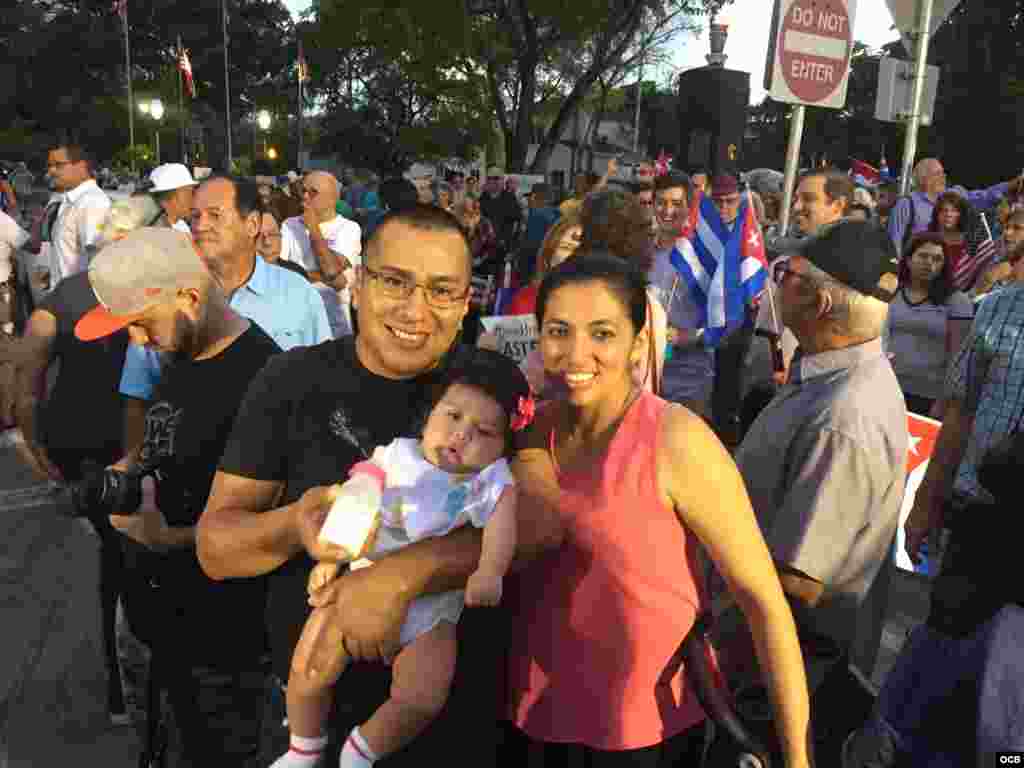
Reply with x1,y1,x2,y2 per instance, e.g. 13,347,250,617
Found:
301,187,318,198
259,231,282,240
363,266,469,309
47,160,75,170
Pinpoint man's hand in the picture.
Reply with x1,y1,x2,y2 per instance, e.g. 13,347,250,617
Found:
607,157,619,177
109,476,171,551
904,494,944,564
294,484,351,563
465,567,503,607
1008,175,1024,196
302,556,413,664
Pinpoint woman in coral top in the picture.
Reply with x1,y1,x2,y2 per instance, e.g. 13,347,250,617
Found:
504,252,811,768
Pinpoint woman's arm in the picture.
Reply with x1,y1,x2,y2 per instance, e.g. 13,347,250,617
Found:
658,405,811,768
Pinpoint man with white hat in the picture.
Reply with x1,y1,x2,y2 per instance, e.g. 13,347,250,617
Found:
75,227,281,766
148,163,197,234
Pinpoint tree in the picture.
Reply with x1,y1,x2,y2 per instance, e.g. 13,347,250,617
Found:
2,0,294,170
314,0,725,173
305,22,493,173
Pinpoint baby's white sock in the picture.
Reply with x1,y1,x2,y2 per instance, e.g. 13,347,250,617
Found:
269,733,328,767
338,726,378,767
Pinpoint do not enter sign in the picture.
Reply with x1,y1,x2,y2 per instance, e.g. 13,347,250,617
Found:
767,0,857,109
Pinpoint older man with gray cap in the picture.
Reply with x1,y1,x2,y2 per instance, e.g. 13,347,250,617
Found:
717,221,907,757
148,163,198,234
76,227,282,767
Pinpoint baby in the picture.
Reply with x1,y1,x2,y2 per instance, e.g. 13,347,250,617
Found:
271,357,534,768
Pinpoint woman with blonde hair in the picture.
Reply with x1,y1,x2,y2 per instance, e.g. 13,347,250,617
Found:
504,212,582,317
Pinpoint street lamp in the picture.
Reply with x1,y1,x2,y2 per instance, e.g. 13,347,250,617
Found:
267,147,278,160
256,110,272,160
139,98,165,164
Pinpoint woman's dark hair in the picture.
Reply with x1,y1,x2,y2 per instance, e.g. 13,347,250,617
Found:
430,353,532,452
535,250,649,334
929,190,973,233
900,232,956,304
579,189,654,270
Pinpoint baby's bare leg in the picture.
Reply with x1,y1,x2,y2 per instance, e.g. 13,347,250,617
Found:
286,606,351,737
358,621,457,757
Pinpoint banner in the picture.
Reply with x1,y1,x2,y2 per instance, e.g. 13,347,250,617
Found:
479,314,539,364
894,412,942,576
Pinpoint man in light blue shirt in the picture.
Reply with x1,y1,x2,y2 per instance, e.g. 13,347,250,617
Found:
120,177,331,413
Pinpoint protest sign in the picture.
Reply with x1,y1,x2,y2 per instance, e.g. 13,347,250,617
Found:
894,412,942,576
479,314,539,364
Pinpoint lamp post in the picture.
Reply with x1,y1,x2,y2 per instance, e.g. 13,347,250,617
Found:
139,98,165,165
257,110,272,160
706,17,729,67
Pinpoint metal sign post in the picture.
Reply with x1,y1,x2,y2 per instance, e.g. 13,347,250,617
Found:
778,105,805,237
897,0,935,196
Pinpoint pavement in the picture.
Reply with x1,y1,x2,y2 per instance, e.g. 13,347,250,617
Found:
0,430,936,767
0,436,142,767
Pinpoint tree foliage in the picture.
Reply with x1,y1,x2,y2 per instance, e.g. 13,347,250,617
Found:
314,0,724,172
1,0,294,171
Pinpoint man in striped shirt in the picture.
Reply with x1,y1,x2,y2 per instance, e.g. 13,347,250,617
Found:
887,158,1022,253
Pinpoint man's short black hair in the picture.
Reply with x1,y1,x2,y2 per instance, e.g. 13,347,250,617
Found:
202,175,263,218
379,177,419,212
49,143,96,176
800,169,854,211
367,203,472,271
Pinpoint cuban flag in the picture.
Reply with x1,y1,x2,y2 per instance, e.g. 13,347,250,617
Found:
669,192,768,348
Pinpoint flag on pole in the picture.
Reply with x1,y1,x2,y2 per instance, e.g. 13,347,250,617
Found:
297,41,309,83
953,213,998,292
112,0,127,22
178,43,196,97
668,192,768,347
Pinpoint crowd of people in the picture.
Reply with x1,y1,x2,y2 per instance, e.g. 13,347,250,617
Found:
0,140,1023,768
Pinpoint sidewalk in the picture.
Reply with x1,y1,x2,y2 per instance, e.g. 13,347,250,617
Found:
0,439,141,767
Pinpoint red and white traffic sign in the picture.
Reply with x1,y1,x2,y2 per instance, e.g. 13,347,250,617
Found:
767,0,858,109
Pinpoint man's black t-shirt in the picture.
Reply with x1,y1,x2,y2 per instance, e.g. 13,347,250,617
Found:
219,336,521,765
39,272,129,478
141,323,281,666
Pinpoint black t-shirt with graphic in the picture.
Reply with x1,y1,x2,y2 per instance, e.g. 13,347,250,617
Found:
141,323,281,666
219,336,522,765
39,272,129,479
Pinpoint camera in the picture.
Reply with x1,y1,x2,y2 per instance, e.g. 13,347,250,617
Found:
70,459,149,517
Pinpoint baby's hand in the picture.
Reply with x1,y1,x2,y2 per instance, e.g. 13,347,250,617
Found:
308,562,340,596
465,568,503,607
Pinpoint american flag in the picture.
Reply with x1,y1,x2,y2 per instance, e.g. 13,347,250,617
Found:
112,0,127,22
668,192,768,347
953,212,998,292
178,42,195,97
